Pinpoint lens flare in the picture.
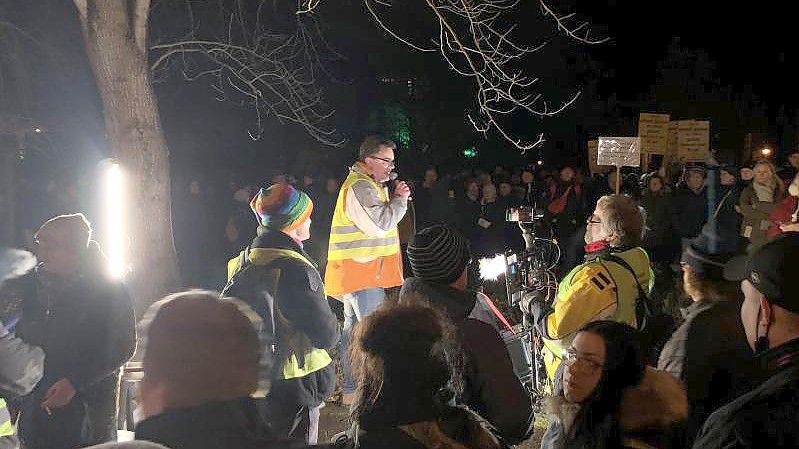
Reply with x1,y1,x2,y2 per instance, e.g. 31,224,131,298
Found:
479,254,506,281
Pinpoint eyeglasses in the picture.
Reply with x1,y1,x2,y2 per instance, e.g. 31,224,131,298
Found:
368,155,395,167
562,348,604,374
586,217,601,225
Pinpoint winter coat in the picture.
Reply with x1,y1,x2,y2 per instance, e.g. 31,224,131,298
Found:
738,183,784,249
0,264,135,449
227,229,339,408
456,196,483,246
546,181,589,241
693,337,799,449
671,186,707,240
656,300,758,446
640,191,673,250
399,278,534,444
766,195,798,240
475,201,506,257
335,406,510,449
541,367,688,449
135,398,311,449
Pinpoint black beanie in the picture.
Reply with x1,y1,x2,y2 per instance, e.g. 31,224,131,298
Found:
407,225,471,285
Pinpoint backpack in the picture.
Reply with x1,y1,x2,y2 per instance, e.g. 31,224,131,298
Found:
601,254,676,364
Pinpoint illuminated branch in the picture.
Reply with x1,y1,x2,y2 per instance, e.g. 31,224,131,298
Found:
363,0,604,151
152,0,344,146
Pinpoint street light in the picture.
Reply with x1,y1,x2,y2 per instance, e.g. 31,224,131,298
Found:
761,147,773,157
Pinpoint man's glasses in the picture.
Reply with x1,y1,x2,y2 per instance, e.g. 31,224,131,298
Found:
368,155,395,167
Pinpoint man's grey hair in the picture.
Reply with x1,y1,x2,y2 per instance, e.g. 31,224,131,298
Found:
595,195,643,248
359,135,397,161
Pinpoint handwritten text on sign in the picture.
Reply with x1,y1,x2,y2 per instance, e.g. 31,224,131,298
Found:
598,137,641,167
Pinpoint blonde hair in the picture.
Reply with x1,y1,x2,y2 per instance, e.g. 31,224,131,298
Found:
595,195,643,248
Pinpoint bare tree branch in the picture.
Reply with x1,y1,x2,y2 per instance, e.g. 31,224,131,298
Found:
363,0,598,151
151,0,345,146
539,0,610,45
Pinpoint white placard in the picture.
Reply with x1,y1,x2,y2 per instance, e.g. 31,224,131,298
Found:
597,137,641,167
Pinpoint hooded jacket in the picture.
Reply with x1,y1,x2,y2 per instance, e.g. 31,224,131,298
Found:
541,368,688,449
657,300,758,446
399,278,533,444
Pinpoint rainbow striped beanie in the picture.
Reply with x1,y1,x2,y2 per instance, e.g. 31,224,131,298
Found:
250,183,314,231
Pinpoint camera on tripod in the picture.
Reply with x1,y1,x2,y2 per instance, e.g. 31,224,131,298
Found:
502,206,559,307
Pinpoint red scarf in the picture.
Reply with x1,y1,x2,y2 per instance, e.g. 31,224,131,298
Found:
584,240,610,253
548,183,582,215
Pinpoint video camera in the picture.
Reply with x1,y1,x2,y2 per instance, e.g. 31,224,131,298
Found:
502,206,559,306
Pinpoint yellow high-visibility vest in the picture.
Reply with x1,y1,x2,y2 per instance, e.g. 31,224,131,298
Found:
327,171,400,261
227,248,332,381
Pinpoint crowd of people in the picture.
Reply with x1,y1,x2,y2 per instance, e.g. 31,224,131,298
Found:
1,136,799,449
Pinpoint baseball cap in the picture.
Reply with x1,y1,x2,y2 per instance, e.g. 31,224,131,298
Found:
723,234,799,314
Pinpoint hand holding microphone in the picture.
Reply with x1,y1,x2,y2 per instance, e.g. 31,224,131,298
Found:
389,172,412,200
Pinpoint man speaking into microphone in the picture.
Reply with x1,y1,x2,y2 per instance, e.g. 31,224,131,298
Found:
325,135,410,405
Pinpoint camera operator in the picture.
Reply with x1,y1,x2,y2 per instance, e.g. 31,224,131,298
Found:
522,195,653,380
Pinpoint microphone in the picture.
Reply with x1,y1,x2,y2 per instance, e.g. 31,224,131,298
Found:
388,172,412,201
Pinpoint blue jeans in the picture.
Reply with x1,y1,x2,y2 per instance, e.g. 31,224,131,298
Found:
340,288,386,395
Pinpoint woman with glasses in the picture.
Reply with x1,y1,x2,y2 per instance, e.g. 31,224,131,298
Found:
541,321,687,449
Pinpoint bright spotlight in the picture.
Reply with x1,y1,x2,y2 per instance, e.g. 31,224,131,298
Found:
479,254,506,281
537,160,544,166
761,147,772,157
102,161,127,278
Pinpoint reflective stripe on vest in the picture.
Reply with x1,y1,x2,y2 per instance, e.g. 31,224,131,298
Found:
227,247,332,380
327,171,400,261
0,399,13,437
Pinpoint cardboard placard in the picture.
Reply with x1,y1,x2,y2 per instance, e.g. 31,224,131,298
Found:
675,120,710,162
638,113,670,156
587,139,603,175
597,137,641,167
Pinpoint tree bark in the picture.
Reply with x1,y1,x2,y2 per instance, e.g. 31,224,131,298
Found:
74,0,179,316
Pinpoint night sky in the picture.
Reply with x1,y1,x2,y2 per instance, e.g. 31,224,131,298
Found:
2,0,796,184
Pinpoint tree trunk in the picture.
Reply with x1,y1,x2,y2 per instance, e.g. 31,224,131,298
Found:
74,0,179,317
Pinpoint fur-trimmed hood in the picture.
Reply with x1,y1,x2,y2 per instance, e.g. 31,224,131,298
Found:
547,367,688,434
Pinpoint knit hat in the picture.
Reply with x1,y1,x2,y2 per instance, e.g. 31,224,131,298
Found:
680,222,740,275
407,225,471,285
250,183,313,231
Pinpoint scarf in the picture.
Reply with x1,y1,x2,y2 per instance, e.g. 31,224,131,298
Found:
753,177,776,202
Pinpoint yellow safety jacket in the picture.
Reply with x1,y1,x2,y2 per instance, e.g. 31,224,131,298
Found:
542,247,653,379
227,248,332,381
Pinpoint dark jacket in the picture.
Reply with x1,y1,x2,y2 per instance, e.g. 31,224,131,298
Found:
399,278,533,444
234,229,339,407
545,181,589,240
0,265,135,449
641,191,673,250
657,300,758,447
541,368,688,449
671,186,708,239
693,337,799,449
136,398,310,449
336,406,510,449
